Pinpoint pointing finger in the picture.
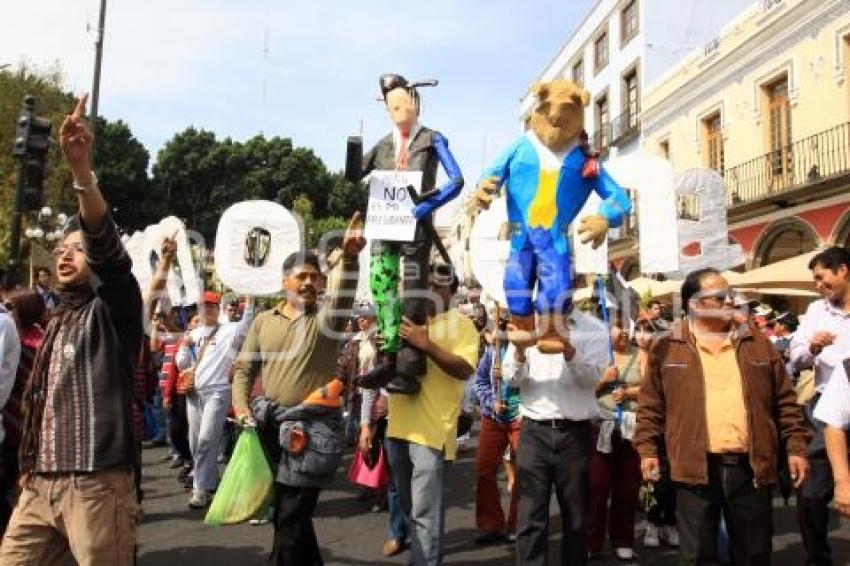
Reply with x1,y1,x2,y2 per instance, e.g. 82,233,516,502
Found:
72,94,89,120
347,211,362,229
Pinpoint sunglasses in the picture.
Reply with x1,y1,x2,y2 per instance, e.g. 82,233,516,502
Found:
698,289,735,303
51,242,85,258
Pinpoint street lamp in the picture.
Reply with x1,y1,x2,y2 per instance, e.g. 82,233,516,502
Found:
25,207,66,244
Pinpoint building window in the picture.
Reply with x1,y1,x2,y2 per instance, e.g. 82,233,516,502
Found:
621,0,639,46
594,94,610,149
572,58,584,86
703,113,724,174
765,77,792,179
594,31,608,72
659,140,670,160
623,69,639,128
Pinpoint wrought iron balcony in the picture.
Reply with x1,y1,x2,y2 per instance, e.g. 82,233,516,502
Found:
724,122,850,206
611,106,640,146
592,123,613,154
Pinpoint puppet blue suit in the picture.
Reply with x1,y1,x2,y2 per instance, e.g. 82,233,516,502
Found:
482,131,631,316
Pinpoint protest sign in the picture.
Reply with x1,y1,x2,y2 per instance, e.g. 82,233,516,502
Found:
364,170,422,242
214,200,302,295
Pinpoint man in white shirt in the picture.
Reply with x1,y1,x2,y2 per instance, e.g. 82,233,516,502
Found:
790,246,850,565
813,359,850,519
176,290,253,508
502,309,607,565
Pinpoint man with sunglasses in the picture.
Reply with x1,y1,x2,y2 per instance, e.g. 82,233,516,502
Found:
0,95,142,565
635,267,809,565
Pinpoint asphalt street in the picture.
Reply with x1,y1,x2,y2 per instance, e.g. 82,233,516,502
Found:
136,431,850,566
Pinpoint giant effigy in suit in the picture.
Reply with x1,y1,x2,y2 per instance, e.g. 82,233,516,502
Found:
475,79,632,354
346,74,464,394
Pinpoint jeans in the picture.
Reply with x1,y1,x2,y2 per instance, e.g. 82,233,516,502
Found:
388,473,408,542
152,388,167,441
676,455,773,565
475,416,521,534
187,388,231,493
386,437,445,566
516,418,591,566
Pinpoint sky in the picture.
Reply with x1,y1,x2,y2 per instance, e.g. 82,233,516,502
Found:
2,0,595,223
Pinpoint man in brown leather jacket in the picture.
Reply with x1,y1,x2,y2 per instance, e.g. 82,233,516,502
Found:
634,267,810,565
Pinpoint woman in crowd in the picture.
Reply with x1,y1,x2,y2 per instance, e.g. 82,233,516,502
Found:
0,290,46,536
586,315,644,561
637,317,679,549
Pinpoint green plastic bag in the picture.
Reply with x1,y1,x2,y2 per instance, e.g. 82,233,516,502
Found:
204,428,272,526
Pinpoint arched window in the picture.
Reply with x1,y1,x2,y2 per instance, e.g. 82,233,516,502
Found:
753,219,820,267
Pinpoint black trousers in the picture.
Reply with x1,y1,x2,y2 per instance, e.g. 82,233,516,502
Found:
270,484,323,566
0,440,18,538
254,404,323,565
516,418,591,566
676,455,773,565
167,394,192,461
647,440,677,527
797,395,847,566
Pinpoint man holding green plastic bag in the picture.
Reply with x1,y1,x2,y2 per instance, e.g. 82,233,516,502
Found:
231,214,365,566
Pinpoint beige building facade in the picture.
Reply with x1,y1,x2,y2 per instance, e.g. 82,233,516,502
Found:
635,0,850,274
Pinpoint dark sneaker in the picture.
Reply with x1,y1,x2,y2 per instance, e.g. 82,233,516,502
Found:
474,531,505,545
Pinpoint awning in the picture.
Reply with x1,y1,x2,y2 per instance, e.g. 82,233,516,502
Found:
730,250,820,292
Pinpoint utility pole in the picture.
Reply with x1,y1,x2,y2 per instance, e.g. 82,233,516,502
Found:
90,0,107,128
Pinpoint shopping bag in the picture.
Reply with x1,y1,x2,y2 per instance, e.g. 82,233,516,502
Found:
347,447,389,490
204,428,273,525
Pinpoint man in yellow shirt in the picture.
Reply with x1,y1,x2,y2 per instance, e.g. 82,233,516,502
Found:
383,264,479,565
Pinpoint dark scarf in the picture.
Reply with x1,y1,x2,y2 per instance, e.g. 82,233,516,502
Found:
19,281,96,474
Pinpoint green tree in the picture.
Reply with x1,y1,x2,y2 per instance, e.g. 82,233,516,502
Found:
152,131,347,247
0,64,76,264
151,127,237,242
327,173,367,219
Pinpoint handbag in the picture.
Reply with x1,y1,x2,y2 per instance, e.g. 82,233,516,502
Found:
347,447,389,490
177,325,219,395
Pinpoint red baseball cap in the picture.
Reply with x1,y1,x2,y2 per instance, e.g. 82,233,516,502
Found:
202,291,221,305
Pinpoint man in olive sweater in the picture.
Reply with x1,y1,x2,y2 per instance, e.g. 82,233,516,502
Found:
233,216,365,566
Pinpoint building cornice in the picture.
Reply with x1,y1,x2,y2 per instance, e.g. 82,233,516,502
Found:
642,0,847,135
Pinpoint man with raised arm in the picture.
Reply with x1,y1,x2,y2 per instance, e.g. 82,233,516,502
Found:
0,96,143,565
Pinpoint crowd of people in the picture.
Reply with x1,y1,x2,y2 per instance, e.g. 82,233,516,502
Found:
0,97,849,566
